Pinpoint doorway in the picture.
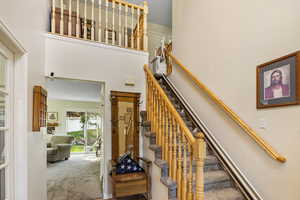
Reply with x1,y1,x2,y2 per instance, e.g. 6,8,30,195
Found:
46,78,105,200
111,91,140,160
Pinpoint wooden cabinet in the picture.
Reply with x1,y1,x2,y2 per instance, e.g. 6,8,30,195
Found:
32,86,47,131
111,91,140,160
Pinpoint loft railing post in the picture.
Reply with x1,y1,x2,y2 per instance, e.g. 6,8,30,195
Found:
51,0,56,33
124,5,128,47
98,0,102,42
112,0,115,45
60,0,64,35
131,6,134,48
91,0,95,40
105,0,108,43
84,0,87,39
136,8,140,50
76,0,80,37
118,2,122,46
143,1,148,51
194,132,206,200
68,0,72,36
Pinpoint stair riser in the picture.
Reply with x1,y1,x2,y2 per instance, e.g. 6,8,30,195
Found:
204,180,233,192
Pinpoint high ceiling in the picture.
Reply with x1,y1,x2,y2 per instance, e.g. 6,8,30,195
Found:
127,0,172,27
46,78,104,102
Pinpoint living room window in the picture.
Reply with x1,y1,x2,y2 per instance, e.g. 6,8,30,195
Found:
0,42,14,200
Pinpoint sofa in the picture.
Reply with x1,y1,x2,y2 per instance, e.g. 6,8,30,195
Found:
47,136,74,162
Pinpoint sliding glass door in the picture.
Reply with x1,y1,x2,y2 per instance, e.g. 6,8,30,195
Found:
66,111,101,153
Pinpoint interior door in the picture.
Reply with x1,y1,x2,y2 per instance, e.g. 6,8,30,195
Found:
111,91,140,160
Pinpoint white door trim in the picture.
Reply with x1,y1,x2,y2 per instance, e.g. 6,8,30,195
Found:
0,19,28,200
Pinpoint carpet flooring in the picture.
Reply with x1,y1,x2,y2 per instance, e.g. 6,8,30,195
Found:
47,154,102,200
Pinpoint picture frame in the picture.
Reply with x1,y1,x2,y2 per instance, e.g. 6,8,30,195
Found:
257,51,300,109
47,112,58,122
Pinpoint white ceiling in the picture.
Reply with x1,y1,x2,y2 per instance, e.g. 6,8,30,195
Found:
127,0,172,27
46,78,104,102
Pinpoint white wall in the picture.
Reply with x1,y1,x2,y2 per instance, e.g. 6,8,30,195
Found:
0,1,48,200
47,99,102,135
148,23,172,60
45,34,148,197
171,0,300,199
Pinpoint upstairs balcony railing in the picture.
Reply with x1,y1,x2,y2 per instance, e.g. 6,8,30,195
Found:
50,0,148,51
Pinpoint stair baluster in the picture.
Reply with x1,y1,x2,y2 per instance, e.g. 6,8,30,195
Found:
164,108,169,162
181,136,187,200
172,117,177,181
168,111,173,178
177,126,182,199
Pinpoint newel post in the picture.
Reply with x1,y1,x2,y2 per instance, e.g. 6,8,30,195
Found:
143,1,148,51
193,132,206,200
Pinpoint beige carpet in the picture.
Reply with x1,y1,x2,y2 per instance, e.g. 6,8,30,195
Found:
47,154,102,200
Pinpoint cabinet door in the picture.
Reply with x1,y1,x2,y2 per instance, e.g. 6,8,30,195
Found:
111,91,140,160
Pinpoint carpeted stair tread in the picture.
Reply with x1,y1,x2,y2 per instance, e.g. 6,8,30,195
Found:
205,170,230,185
205,188,245,200
206,155,218,165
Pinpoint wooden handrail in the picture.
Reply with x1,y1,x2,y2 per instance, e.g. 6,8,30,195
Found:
165,51,287,163
144,64,197,145
108,0,144,10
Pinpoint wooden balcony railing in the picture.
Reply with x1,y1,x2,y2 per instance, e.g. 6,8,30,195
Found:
50,0,148,51
144,64,206,200
164,48,287,163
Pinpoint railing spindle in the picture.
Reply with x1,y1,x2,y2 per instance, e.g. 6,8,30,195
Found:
164,108,169,162
68,0,72,36
168,113,173,178
91,0,95,40
84,0,87,39
60,0,64,34
51,0,56,33
155,89,159,144
194,133,206,200
161,101,165,160
124,5,128,48
131,6,134,48
76,0,80,37
187,144,193,200
143,1,148,51
136,8,140,50
158,96,163,146
98,0,102,42
112,0,115,45
150,81,154,132
118,2,122,46
105,0,108,43
177,126,182,199
181,137,187,200
172,117,177,181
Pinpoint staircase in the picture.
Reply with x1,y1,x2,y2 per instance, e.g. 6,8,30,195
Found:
141,74,245,200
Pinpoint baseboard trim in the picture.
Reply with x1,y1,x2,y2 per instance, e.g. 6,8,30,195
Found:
103,193,112,199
